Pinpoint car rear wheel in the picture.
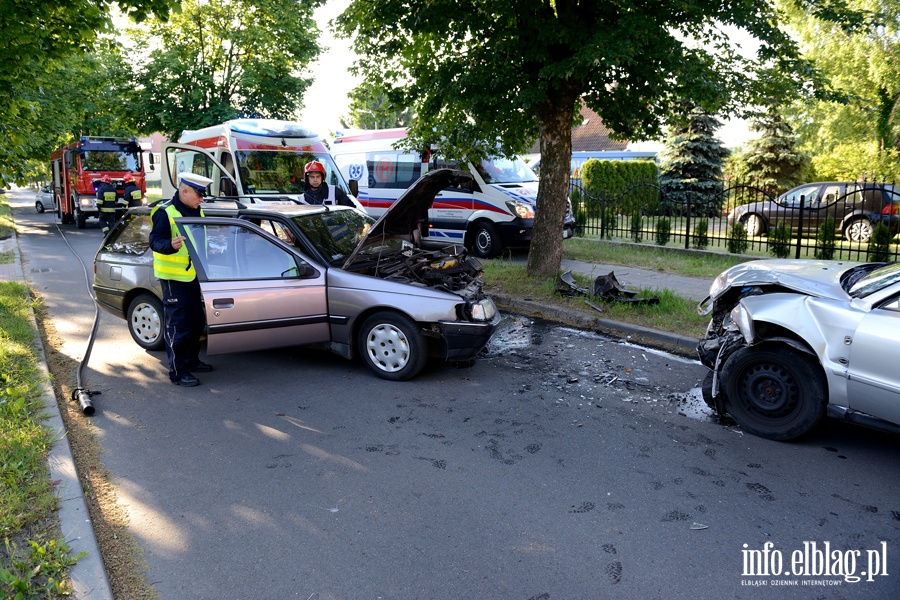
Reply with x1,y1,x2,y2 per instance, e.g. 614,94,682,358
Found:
75,207,87,229
358,311,428,381
741,213,766,237
470,221,502,258
127,293,165,351
844,218,874,243
720,345,826,441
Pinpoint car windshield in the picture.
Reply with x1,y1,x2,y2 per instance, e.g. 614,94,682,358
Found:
81,150,142,172
474,156,537,184
290,209,375,267
848,262,900,298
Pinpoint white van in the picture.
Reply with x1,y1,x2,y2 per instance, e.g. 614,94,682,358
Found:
331,128,575,258
164,119,361,209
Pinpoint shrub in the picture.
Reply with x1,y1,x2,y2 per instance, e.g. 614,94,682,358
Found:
769,220,792,258
815,217,836,260
867,221,894,262
630,212,642,242
692,218,709,250
728,222,748,254
655,217,671,246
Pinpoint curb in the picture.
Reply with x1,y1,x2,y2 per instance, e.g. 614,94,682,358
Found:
492,294,699,358
3,229,114,599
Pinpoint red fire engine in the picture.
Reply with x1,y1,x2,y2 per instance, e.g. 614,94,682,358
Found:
50,136,150,229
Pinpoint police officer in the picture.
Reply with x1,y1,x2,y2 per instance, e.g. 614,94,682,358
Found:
302,160,354,206
95,174,118,234
148,172,214,387
123,173,144,208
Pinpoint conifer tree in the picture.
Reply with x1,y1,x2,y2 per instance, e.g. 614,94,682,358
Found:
743,110,809,196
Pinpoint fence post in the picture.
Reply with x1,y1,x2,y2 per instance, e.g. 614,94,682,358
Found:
795,195,805,259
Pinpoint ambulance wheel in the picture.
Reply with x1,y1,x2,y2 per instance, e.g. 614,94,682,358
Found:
75,209,87,229
470,222,502,259
127,293,165,351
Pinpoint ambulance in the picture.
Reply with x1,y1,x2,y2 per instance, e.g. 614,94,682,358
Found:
164,119,361,209
331,128,575,258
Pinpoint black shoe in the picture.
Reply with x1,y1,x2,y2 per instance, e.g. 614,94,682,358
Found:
171,374,200,387
191,361,214,373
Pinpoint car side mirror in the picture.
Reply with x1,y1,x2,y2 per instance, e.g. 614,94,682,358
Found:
348,179,358,197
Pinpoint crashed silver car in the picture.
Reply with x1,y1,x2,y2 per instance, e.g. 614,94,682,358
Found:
697,259,900,440
93,169,500,380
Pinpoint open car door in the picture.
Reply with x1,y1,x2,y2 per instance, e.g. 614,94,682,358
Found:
175,217,331,355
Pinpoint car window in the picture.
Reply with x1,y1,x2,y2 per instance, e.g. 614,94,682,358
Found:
849,262,900,298
821,184,841,204
181,223,306,280
782,185,820,207
101,214,152,255
291,210,374,266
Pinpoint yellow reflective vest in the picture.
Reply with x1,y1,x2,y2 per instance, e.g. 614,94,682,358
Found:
152,203,205,281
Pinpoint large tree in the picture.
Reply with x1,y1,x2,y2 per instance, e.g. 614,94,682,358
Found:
742,110,809,195
120,0,323,140
340,81,413,130
335,0,834,277
0,0,176,185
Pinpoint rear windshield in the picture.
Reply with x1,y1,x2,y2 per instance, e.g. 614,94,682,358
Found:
101,214,152,255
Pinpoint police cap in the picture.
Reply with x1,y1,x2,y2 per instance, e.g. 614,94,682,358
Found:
178,172,213,193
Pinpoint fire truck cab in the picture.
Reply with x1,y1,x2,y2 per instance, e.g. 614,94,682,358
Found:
50,136,148,229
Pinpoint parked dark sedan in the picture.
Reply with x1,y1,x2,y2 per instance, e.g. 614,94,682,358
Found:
726,182,900,242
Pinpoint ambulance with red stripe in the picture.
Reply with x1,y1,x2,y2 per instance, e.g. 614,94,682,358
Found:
332,128,574,258
164,119,361,210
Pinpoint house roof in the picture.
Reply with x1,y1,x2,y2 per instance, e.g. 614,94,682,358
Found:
529,101,628,154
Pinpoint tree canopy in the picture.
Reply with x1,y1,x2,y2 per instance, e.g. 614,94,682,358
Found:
659,108,730,212
120,0,324,140
336,0,828,277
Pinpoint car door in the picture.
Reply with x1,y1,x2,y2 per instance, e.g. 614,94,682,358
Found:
845,296,900,427
175,217,331,356
778,183,823,232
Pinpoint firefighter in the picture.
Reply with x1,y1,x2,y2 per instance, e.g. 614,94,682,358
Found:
148,172,214,387
302,160,354,207
96,174,118,234
123,173,144,208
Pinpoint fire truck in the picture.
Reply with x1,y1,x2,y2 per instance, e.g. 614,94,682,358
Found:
50,136,150,229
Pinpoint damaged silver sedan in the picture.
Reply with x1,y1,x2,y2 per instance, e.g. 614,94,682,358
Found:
697,259,900,440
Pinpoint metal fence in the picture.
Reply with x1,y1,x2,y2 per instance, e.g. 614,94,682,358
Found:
569,179,900,262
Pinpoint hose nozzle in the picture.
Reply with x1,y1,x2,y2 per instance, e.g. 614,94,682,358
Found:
71,388,96,416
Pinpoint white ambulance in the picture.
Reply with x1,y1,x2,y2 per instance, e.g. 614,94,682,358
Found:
163,119,362,210
331,128,575,258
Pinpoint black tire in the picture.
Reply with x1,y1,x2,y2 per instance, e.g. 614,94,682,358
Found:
127,293,165,351
75,208,87,229
470,221,502,259
741,213,766,237
720,345,826,441
35,200,45,213
844,218,873,243
357,311,428,381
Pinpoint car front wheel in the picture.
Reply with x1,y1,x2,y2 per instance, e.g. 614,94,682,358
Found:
720,345,826,441
36,200,45,213
844,218,874,243
741,213,766,237
358,311,428,381
127,293,165,351
470,221,502,258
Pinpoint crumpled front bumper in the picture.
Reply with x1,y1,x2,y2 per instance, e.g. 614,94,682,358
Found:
437,313,501,361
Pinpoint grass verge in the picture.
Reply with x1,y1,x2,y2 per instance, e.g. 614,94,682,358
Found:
0,281,78,598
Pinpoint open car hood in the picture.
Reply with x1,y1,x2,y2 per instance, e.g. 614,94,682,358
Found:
343,169,476,269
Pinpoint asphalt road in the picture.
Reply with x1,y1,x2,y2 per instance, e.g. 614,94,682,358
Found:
10,191,900,599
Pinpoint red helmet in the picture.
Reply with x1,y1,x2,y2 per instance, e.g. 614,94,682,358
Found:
101,174,111,183
123,173,134,183
304,161,326,176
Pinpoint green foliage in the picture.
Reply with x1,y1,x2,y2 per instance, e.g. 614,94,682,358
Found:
728,222,749,254
1,539,80,598
581,159,658,214
658,107,729,215
815,217,837,259
630,213,643,242
742,109,809,196
867,221,894,261
655,217,671,246
811,142,900,181
769,220,792,258
341,81,412,130
692,218,710,249
119,0,323,139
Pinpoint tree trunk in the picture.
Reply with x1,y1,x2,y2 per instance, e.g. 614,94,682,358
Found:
527,92,576,278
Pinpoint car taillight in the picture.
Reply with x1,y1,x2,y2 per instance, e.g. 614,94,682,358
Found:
882,203,899,215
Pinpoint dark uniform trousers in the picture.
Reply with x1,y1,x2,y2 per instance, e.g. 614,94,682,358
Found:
161,278,206,381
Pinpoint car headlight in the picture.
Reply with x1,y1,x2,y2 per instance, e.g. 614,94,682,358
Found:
506,200,534,219
468,297,497,321
81,198,94,207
